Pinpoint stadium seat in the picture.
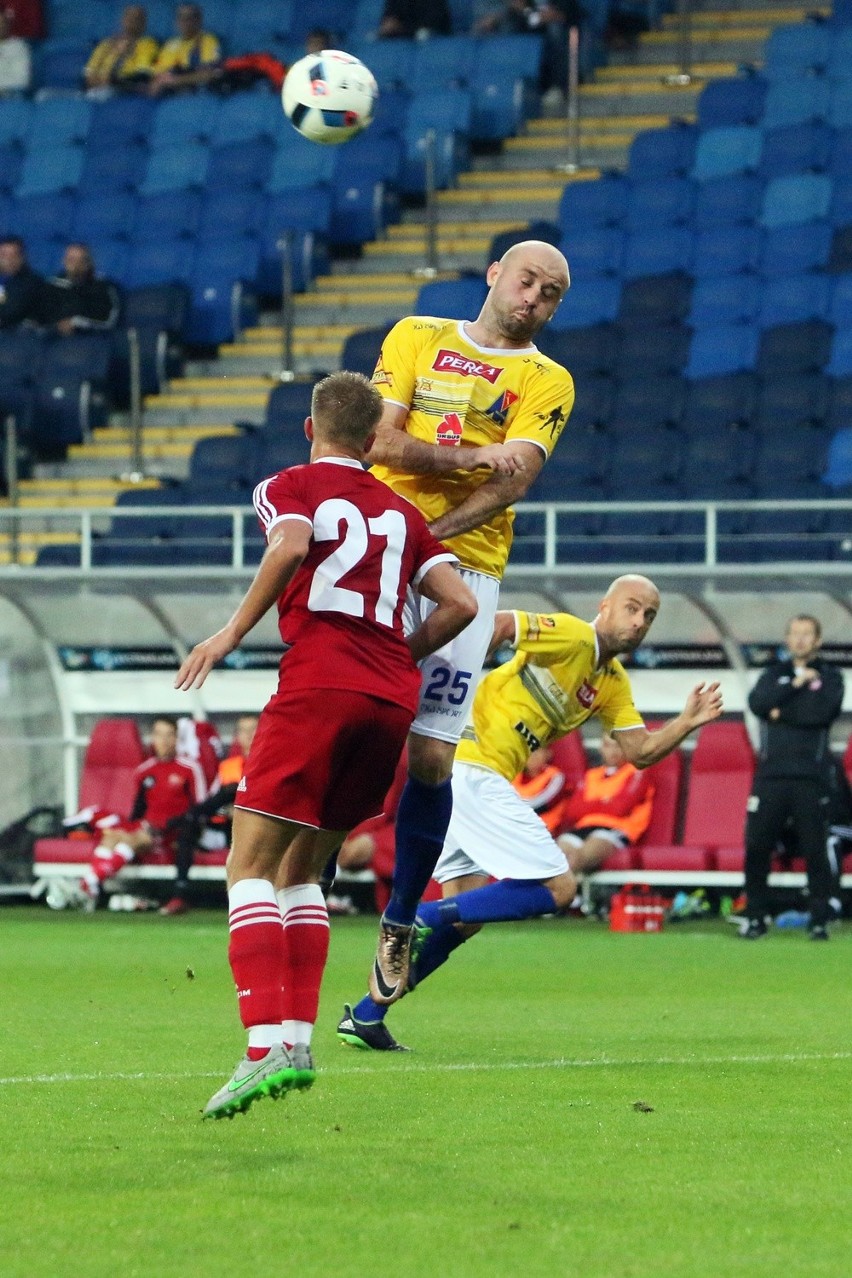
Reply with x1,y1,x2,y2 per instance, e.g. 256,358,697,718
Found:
150,93,220,150
688,274,762,327
758,221,831,277
25,97,92,150
334,130,404,189
636,846,713,873
15,145,84,197
330,173,390,246
696,75,767,128
108,486,185,542
679,372,758,433
757,121,833,180
189,434,257,490
414,276,488,320
691,225,762,279
0,98,32,147
559,228,625,276
0,146,21,196
267,139,336,193
211,88,282,146
132,190,202,244
88,96,155,150
826,22,852,80
828,224,852,273
139,141,211,197
87,238,129,288
261,381,315,429
754,373,830,429
559,173,628,232
762,78,830,130
71,191,137,244
640,746,683,846
339,325,393,377
684,323,759,379
828,272,852,328
35,37,93,92
607,426,683,489
752,424,830,495
487,220,560,264
609,376,684,431
206,138,275,193
80,142,148,194
198,190,265,243
124,240,194,290
537,321,619,375
470,58,528,142
693,173,763,229
618,271,692,323
691,126,762,182
621,228,693,280
399,89,472,194
681,722,754,850
755,320,833,376
828,80,852,130
827,327,852,377
823,428,852,488
627,122,698,179
409,35,475,92
757,273,830,328
625,177,695,230
0,328,43,437
614,322,690,376
760,174,832,228
548,273,620,329
349,39,414,90
7,191,75,244
762,22,832,79
561,374,613,431
186,237,261,346
680,426,757,494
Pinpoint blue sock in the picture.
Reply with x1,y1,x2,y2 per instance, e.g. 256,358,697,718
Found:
383,775,453,928
428,879,557,925
352,922,468,1024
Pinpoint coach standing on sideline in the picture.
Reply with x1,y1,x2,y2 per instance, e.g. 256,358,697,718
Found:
741,614,845,941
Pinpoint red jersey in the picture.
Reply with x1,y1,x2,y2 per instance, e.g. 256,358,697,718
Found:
253,456,456,715
131,755,206,830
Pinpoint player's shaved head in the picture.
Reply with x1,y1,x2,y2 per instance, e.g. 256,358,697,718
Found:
604,574,660,606
595,575,661,659
499,239,570,292
311,370,383,449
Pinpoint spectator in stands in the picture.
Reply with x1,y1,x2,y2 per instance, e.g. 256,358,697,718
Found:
148,2,221,96
556,732,655,874
2,0,43,40
741,614,845,942
473,1,583,104
160,712,259,916
0,237,43,330
54,714,207,911
378,0,452,39
0,9,30,94
84,5,160,95
37,244,121,336
304,28,332,55
513,744,568,836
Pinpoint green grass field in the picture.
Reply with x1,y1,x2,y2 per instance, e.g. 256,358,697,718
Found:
2,908,849,1278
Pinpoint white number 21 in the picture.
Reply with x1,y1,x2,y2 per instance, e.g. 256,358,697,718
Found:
307,498,407,628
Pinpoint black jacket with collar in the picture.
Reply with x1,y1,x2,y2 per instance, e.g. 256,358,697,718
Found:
748,656,845,781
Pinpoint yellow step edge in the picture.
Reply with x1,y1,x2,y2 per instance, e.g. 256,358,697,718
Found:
242,323,367,337
385,220,521,238
581,80,701,96
93,428,239,445
294,287,418,304
17,476,161,491
437,187,566,205
15,494,122,508
643,26,772,42
0,532,81,544
662,6,827,24
68,443,196,460
144,393,269,409
505,134,633,150
457,169,575,186
176,376,277,390
596,60,738,81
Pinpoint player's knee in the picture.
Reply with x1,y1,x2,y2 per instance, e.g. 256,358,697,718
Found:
547,869,577,910
407,734,455,786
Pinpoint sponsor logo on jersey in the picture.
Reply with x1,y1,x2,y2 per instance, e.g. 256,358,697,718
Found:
514,721,542,752
237,776,247,792
536,403,567,438
432,349,503,384
436,413,463,445
577,681,597,709
537,614,556,628
483,389,519,425
371,363,392,387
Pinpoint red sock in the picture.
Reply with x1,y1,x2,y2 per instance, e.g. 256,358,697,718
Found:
91,840,134,884
278,885,329,1034
227,879,285,1032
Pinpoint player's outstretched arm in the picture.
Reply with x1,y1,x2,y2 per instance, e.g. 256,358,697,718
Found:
615,682,725,770
428,443,545,542
174,523,311,691
366,405,529,477
407,562,478,665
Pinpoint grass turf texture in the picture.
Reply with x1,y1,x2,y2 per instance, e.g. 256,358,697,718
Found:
2,910,849,1278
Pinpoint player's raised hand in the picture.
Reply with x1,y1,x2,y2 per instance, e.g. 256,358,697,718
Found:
175,628,237,691
683,681,724,728
473,443,528,475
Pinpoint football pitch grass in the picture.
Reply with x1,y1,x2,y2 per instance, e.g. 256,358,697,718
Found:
2,909,849,1278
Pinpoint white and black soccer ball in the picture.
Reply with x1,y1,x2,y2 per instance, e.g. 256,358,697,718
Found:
281,49,378,145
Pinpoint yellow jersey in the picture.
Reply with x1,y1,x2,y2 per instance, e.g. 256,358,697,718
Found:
457,611,645,782
85,35,159,82
370,315,574,579
153,32,221,71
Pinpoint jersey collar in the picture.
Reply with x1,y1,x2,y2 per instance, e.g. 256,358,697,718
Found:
312,456,364,469
457,321,537,357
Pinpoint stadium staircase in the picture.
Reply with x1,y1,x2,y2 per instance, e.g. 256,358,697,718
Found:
2,0,829,565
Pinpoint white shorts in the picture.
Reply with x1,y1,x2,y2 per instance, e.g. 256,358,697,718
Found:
404,570,500,745
559,827,629,850
434,762,570,884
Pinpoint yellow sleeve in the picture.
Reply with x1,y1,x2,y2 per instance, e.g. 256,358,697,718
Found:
153,38,180,71
511,611,591,662
505,361,575,461
598,665,645,735
371,315,421,409
200,33,221,64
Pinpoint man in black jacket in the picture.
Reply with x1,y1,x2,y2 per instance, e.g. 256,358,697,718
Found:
0,237,43,329
37,244,120,335
741,614,845,940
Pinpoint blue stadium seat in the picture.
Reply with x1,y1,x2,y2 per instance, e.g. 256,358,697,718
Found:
139,143,210,196
251,428,311,477
334,130,404,187
15,146,84,197
0,144,21,195
227,0,293,51
256,228,326,297
560,374,613,431
34,37,93,92
211,89,283,146
88,239,129,287
110,283,189,396
206,138,275,193
262,381,315,428
559,173,628,232
25,238,66,275
0,99,32,148
557,228,625,276
0,190,12,230
681,427,757,495
829,225,852,271
827,24,852,79
409,35,475,92
756,320,833,376
261,188,332,241
696,76,767,128
609,376,684,431
0,328,43,436
349,0,384,42
339,325,393,377
150,94,220,150
828,273,852,327
688,274,762,327
109,487,185,542
548,274,620,329
614,322,690,376
267,138,337,192
368,87,411,141
80,142,148,193
71,191,137,243
470,34,542,140
330,173,389,245
288,0,350,43
757,121,833,180
350,39,414,90
536,322,619,375
7,191,75,243
628,123,698,179
828,80,852,130
124,240,195,290
823,427,852,488
399,89,472,194
691,126,762,182
88,96,155,150
754,373,829,430
685,323,760,379
753,425,830,495
827,328,852,377
679,373,759,433
763,78,831,129
487,220,560,264
757,273,830,327
31,334,113,449
25,97,92,150
830,173,852,226
758,221,832,277
693,173,763,228
608,426,683,490
621,227,693,279
691,225,762,278
198,190,265,244
625,176,695,230
46,0,111,40
760,174,832,228
189,434,257,489
186,238,261,345
132,190,202,244
414,276,488,320
762,22,832,79
618,271,692,322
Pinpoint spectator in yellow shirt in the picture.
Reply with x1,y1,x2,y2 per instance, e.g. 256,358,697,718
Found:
84,5,159,93
149,2,221,96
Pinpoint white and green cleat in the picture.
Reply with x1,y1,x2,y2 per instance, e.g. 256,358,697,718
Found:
202,1046,297,1120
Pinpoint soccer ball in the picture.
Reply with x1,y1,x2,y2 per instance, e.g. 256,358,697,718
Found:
281,49,378,145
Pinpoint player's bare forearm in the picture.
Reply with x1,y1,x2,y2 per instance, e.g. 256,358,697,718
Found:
366,418,531,478
427,455,541,542
617,683,724,769
174,533,307,690
408,563,478,664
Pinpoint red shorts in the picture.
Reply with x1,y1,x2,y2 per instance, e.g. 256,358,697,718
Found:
235,686,413,832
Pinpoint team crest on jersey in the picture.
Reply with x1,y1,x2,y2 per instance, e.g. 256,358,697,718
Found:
371,362,392,387
432,349,503,384
436,413,463,445
577,681,597,708
484,389,519,426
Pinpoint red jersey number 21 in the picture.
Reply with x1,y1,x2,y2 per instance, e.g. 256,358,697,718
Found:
308,498,407,627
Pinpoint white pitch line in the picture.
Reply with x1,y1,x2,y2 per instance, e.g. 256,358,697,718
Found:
1,1049,850,1088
